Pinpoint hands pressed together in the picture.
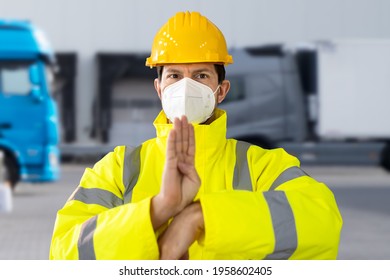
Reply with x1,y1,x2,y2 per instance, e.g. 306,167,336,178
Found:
151,116,204,260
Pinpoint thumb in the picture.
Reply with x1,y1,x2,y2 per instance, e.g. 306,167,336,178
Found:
177,162,196,175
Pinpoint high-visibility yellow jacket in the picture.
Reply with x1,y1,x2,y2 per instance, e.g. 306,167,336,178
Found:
50,109,342,260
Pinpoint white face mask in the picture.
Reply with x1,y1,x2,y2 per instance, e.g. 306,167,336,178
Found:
161,78,220,124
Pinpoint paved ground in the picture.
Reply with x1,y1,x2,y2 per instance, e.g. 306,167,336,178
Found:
1,163,389,260
305,165,390,260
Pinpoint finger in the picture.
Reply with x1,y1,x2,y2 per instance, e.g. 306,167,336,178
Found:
173,117,183,159
166,128,176,161
181,115,189,156
187,123,195,164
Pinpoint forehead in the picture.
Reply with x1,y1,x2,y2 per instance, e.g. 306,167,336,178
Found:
162,63,216,74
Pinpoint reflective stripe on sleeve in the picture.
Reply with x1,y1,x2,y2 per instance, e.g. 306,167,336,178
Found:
78,216,97,260
231,142,299,259
263,191,297,259
123,145,142,203
233,141,252,191
269,166,308,191
71,187,123,208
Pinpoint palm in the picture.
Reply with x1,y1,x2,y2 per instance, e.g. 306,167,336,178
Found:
161,116,200,215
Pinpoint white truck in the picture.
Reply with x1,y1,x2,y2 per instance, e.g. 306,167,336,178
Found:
222,39,390,169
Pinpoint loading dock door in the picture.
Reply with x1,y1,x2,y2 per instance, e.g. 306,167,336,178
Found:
95,53,157,144
110,78,160,146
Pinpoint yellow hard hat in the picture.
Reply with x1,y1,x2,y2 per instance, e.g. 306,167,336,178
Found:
146,11,233,67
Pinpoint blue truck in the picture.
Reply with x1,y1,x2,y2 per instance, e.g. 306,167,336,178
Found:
0,20,60,189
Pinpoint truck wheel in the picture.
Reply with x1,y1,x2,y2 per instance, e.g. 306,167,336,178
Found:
380,142,390,172
2,154,19,190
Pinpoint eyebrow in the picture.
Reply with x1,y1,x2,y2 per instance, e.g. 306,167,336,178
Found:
164,67,215,75
164,68,182,74
192,68,214,74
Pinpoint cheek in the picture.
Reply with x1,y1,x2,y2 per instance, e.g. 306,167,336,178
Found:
158,85,168,98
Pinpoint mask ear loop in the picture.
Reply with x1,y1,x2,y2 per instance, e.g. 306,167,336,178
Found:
213,84,221,103
213,85,221,95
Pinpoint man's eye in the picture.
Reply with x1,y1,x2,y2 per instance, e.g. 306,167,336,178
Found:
196,73,208,79
167,74,179,79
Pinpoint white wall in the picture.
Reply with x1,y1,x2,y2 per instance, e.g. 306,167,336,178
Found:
1,0,390,143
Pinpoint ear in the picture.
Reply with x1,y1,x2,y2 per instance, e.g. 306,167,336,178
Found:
216,80,230,104
154,78,162,100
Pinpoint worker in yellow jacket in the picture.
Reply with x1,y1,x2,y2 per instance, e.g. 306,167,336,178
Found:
50,11,342,260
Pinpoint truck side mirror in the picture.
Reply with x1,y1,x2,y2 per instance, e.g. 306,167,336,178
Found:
29,64,40,85
30,86,43,102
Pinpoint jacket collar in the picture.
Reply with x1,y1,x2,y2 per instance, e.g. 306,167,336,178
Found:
153,108,228,155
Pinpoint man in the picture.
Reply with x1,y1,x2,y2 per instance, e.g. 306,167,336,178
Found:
50,11,342,260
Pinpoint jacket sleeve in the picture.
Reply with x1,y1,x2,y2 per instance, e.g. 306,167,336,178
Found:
199,146,343,260
49,146,159,260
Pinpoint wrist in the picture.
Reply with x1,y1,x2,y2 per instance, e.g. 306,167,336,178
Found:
151,194,175,230
186,202,204,231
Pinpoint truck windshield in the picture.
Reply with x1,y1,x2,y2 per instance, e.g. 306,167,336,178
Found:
0,62,33,96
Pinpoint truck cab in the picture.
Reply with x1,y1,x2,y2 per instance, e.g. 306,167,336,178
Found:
221,46,308,148
0,20,60,188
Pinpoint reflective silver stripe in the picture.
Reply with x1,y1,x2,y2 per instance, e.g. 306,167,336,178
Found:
263,191,297,259
231,141,298,259
78,216,97,260
269,166,308,191
71,187,123,208
233,141,252,191
123,145,142,203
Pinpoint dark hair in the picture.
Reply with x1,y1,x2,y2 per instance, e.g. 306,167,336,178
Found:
157,64,226,84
